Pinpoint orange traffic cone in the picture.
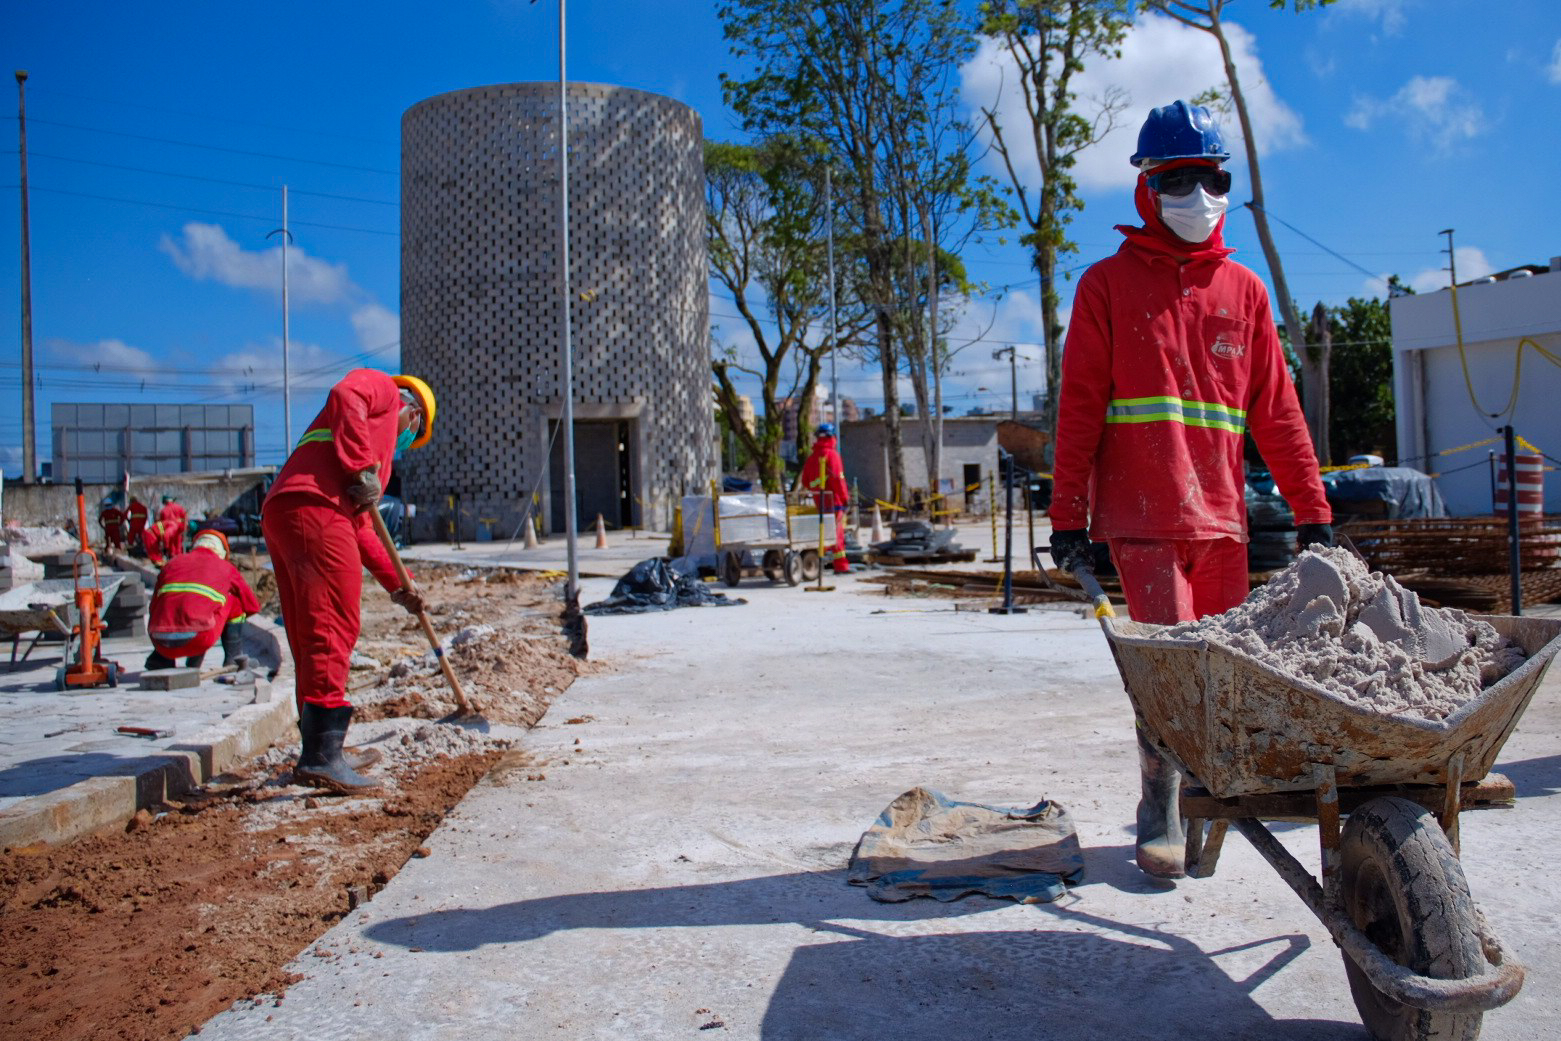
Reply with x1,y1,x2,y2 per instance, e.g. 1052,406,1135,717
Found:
523,515,539,549
594,513,609,549
870,504,887,544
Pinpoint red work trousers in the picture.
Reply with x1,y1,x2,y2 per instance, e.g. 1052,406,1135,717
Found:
163,525,184,560
1107,537,1248,625
261,493,363,711
811,496,850,573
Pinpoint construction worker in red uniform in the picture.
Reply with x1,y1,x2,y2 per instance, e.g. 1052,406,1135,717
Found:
126,497,150,549
1048,101,1333,880
98,497,126,552
800,423,851,574
144,529,261,671
158,495,188,559
261,369,436,794
142,518,170,568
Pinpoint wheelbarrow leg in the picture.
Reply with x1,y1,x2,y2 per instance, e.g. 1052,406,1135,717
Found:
1313,762,1342,907
1184,818,1229,879
1441,752,1464,857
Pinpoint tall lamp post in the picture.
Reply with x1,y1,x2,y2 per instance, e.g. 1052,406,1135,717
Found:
16,70,37,482
993,345,1021,421
556,0,580,610
267,187,294,456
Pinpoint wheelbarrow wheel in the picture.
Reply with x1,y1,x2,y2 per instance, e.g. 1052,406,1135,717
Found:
1340,796,1483,1041
720,551,743,588
799,549,821,582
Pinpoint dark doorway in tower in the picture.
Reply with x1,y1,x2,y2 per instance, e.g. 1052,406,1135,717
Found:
549,419,637,533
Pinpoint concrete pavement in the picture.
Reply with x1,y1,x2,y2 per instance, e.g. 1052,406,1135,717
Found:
198,561,1561,1040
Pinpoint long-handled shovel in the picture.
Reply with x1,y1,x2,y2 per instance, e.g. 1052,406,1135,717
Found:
369,507,484,725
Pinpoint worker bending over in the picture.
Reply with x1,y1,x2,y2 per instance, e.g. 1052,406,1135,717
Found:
261,369,435,794
158,495,188,559
1048,101,1332,880
142,517,171,568
144,529,260,671
801,422,852,574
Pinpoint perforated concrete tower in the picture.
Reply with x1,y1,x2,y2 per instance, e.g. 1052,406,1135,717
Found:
399,82,713,539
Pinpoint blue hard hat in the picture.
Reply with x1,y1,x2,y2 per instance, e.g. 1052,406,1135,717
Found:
817,422,836,437
1130,100,1231,168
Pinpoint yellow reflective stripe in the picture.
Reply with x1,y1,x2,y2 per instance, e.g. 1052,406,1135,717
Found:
296,428,334,448
161,582,227,605
1106,395,1246,435
232,614,248,624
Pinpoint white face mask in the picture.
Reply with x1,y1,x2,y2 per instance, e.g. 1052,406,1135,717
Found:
1158,186,1228,244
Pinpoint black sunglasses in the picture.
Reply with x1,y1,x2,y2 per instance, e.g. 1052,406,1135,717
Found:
1148,166,1232,198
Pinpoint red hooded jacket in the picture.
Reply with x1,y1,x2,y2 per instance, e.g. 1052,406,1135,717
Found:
1050,176,1330,541
265,368,401,591
801,434,849,511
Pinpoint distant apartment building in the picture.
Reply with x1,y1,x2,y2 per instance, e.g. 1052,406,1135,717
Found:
51,403,255,483
777,393,859,460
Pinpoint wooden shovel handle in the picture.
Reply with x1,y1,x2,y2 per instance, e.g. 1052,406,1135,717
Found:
369,507,473,714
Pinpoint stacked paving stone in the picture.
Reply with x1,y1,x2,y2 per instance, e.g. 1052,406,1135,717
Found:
398,82,714,541
0,542,12,592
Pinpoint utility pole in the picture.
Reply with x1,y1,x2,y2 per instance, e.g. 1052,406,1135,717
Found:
268,187,294,454
1439,228,1457,288
557,0,579,608
16,70,36,482
993,346,1019,421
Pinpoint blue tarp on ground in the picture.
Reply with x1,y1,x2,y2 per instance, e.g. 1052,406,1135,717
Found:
848,787,1085,904
1324,466,1448,519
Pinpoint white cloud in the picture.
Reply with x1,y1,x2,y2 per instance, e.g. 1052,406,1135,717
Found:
47,337,161,378
350,303,400,351
1345,75,1486,152
209,340,355,396
1329,0,1410,35
963,11,1306,194
0,444,22,478
159,222,355,305
1396,246,1495,295
1548,39,1561,85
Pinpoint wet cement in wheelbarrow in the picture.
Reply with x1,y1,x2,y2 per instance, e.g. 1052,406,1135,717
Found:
1167,547,1529,721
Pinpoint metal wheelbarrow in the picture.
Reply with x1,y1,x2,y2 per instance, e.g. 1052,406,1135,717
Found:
1074,568,1561,1041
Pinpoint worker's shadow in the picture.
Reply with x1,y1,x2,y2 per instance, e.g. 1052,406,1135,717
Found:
364,870,1352,1040
1493,753,1561,798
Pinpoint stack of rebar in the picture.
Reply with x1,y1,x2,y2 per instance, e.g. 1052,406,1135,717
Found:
1341,517,1561,576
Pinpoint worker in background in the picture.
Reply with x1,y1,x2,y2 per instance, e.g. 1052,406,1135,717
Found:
126,496,150,553
158,494,188,559
144,529,260,671
801,422,852,574
1048,101,1333,880
261,369,436,794
141,517,170,568
98,495,126,553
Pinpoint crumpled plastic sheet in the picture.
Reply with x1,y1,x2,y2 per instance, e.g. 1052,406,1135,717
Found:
848,787,1085,904
583,556,748,616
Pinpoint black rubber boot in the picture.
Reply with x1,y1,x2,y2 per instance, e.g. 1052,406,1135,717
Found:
1135,725,1186,879
294,704,380,795
184,650,206,669
220,621,246,667
144,650,177,671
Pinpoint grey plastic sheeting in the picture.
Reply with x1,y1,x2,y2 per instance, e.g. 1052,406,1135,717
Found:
848,787,1085,904
1324,466,1447,519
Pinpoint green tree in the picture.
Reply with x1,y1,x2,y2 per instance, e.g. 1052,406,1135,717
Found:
975,0,1133,451
706,140,868,490
719,0,981,503
1327,293,1398,463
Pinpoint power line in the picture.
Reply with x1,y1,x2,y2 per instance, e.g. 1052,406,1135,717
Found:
19,116,397,175
26,150,398,206
8,183,398,236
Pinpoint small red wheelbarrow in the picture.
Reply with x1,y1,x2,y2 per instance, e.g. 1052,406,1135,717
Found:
1074,568,1561,1041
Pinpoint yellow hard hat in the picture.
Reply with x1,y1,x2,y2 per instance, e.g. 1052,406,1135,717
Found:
392,374,437,449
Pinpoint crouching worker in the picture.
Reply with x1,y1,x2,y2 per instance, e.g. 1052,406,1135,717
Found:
261,369,435,795
144,529,260,671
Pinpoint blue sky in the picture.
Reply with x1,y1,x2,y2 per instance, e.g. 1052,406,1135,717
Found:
3,0,1558,475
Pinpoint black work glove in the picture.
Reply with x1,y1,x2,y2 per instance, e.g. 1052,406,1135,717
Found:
344,468,382,513
1297,523,1335,549
1049,528,1094,574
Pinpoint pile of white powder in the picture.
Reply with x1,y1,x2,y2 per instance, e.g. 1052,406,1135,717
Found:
1165,547,1528,720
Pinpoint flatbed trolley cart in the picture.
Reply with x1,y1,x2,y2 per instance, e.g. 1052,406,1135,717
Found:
1073,567,1561,1041
710,490,838,588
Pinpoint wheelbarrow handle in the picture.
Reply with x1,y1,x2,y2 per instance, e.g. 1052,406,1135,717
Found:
1073,567,1116,624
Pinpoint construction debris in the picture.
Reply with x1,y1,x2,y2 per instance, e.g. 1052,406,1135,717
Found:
1166,547,1528,721
871,520,977,565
